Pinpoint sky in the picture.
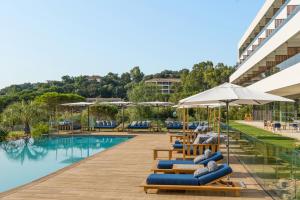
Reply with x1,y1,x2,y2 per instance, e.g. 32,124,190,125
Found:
0,0,265,89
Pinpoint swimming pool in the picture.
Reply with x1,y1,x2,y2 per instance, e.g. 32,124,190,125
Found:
0,135,132,193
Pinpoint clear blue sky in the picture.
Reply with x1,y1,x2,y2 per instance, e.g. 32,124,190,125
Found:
0,0,264,89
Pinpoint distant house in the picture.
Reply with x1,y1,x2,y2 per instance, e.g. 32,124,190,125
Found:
145,78,181,94
86,97,122,103
87,75,101,82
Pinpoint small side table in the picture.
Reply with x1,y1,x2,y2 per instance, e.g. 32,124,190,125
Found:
153,148,173,160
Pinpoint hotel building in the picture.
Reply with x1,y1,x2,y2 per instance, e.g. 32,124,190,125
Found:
230,0,300,121
145,78,181,94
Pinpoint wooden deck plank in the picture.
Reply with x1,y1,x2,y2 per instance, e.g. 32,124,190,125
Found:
0,133,271,200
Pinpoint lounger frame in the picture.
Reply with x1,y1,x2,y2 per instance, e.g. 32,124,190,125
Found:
169,131,195,143
153,144,219,160
141,176,243,197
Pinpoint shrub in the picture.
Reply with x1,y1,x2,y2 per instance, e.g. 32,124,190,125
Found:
0,127,9,142
8,131,25,140
32,123,49,138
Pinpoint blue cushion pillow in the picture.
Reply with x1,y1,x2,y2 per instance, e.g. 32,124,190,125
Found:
207,161,218,172
193,155,206,164
204,149,212,158
193,167,209,178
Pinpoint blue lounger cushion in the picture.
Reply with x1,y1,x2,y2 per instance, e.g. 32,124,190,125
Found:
147,164,231,186
157,160,194,169
147,174,199,185
198,164,232,185
199,151,223,166
174,140,182,144
173,143,183,149
157,151,223,169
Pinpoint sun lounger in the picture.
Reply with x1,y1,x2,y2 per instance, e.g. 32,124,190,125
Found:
169,131,195,143
153,143,219,160
142,164,243,196
153,151,223,172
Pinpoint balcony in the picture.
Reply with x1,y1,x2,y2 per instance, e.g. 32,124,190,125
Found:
237,0,299,68
248,53,300,96
231,3,300,83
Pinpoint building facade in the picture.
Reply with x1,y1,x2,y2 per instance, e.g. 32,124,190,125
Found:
145,78,181,94
86,75,101,82
230,0,300,121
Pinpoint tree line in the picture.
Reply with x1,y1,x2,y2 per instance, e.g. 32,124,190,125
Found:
0,61,252,138
0,62,236,111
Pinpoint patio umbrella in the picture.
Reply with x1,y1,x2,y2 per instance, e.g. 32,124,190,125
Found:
61,102,94,131
138,101,174,132
179,82,294,166
99,101,133,131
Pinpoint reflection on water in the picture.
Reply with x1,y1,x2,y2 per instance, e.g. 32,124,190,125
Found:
0,135,131,192
1,138,48,164
230,130,300,200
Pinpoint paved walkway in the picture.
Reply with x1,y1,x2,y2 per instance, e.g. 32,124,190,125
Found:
0,133,271,200
236,120,300,141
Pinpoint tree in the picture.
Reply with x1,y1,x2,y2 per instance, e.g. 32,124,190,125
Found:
34,92,85,124
128,83,163,102
90,103,118,120
1,103,21,130
130,66,144,83
170,61,235,102
1,101,48,135
35,92,85,109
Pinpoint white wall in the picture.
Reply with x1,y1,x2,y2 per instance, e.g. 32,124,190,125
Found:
247,61,300,95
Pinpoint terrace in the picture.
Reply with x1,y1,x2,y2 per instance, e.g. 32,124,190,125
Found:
0,132,270,200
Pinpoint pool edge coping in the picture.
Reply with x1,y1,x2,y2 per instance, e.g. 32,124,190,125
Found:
0,133,139,198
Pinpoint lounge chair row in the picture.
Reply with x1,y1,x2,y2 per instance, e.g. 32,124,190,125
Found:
142,130,244,196
166,121,207,130
94,120,118,129
58,121,81,130
128,121,151,129
143,149,243,196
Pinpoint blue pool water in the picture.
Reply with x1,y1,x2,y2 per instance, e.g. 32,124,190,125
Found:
0,135,132,192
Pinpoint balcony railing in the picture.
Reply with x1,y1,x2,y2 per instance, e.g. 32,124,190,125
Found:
237,0,299,69
229,127,300,200
278,52,300,71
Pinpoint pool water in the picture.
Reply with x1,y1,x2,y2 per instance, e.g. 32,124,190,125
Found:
0,135,132,192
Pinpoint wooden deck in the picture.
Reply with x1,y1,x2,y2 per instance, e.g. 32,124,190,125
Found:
0,133,271,200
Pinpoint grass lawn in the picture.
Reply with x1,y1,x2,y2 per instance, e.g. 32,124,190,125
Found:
229,121,299,149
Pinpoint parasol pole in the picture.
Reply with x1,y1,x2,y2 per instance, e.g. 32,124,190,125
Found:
207,106,209,130
226,101,230,166
122,106,125,132
186,108,189,132
218,105,221,147
87,106,90,131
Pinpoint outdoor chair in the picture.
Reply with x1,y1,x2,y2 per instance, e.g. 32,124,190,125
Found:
273,122,281,132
